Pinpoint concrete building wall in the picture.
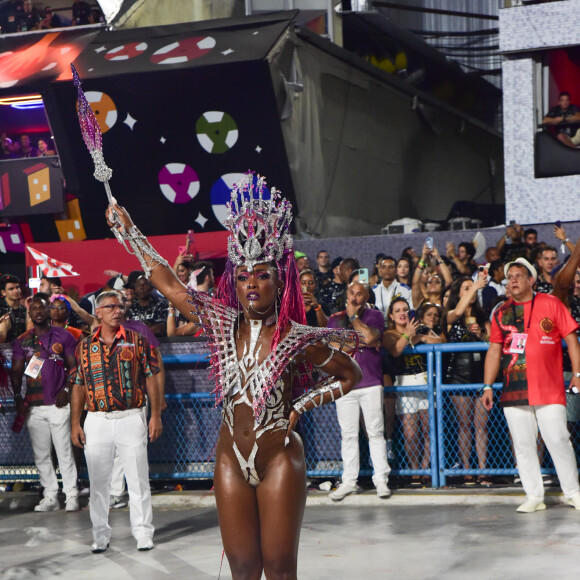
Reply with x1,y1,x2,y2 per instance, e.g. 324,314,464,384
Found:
500,0,580,224
115,0,244,28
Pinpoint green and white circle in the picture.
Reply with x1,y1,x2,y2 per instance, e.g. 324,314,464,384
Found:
196,111,238,154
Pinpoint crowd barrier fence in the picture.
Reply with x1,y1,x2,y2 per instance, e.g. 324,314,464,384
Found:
1,343,579,488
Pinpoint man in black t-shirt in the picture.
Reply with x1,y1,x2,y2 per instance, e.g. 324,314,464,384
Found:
542,91,580,148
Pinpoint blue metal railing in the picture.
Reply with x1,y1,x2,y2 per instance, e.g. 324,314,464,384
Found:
2,344,579,486
385,345,439,487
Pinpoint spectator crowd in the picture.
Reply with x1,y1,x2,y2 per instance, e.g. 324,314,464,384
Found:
0,1,101,34
0,134,56,160
1,222,580,515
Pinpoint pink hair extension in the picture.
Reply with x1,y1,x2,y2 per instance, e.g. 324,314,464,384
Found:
271,251,306,353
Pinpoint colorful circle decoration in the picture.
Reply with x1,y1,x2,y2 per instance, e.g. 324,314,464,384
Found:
120,348,134,361
83,91,117,134
210,173,271,228
196,111,239,154
104,42,148,61
158,163,200,204
150,36,216,65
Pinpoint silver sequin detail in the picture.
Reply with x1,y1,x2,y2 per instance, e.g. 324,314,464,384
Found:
111,225,170,278
293,381,344,415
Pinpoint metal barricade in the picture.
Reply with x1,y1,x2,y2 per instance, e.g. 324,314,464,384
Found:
434,343,510,487
2,345,579,486
0,400,37,482
384,346,439,486
435,342,580,487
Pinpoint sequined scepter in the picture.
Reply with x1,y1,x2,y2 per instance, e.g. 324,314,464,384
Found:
71,63,122,231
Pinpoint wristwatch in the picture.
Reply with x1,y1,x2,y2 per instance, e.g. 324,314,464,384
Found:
575,372,580,378
349,314,358,322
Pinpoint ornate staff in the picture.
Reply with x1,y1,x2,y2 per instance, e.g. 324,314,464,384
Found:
71,62,168,275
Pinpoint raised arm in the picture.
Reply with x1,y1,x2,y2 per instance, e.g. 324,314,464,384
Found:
432,244,452,287
446,277,487,326
412,250,428,307
552,236,580,304
106,204,199,322
554,224,576,255
0,314,11,343
67,295,99,331
382,320,419,357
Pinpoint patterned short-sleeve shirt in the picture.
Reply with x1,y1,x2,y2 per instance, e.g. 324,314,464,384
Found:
74,325,159,412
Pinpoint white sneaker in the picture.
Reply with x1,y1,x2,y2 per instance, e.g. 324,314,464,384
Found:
566,492,580,511
375,481,392,499
136,537,154,551
91,539,109,554
516,498,546,513
34,497,60,512
65,496,80,512
328,482,358,502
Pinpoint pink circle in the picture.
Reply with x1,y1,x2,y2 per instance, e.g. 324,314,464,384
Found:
158,163,200,204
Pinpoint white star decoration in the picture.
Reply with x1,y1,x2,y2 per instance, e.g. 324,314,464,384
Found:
255,145,262,153
160,136,166,144
195,213,208,228
124,113,137,130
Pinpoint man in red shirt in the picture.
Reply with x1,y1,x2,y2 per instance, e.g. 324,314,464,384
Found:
482,258,580,513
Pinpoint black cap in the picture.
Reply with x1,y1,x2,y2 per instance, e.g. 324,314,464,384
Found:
330,257,343,270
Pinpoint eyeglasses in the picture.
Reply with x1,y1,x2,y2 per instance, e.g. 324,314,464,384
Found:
50,305,67,311
98,304,125,312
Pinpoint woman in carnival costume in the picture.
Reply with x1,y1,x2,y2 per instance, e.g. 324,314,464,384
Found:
105,174,362,579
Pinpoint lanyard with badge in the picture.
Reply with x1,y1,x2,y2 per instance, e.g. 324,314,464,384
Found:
24,330,59,379
509,294,535,354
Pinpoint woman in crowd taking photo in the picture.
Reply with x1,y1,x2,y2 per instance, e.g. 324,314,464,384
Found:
299,269,329,328
444,275,491,485
383,297,441,485
105,173,361,579
411,242,452,310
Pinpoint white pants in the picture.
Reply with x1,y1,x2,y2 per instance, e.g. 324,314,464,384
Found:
84,409,154,543
110,454,126,498
335,385,391,487
27,404,78,499
109,403,148,497
504,404,580,500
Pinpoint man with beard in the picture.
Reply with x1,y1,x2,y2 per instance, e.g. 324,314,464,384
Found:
11,293,79,512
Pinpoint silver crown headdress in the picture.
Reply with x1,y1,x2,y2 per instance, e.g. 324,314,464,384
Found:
224,173,293,271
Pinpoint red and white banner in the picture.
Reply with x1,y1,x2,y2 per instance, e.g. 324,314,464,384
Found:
26,245,79,277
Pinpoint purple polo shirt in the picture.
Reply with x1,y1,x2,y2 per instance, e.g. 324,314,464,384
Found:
122,319,160,348
328,308,384,389
12,326,77,406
